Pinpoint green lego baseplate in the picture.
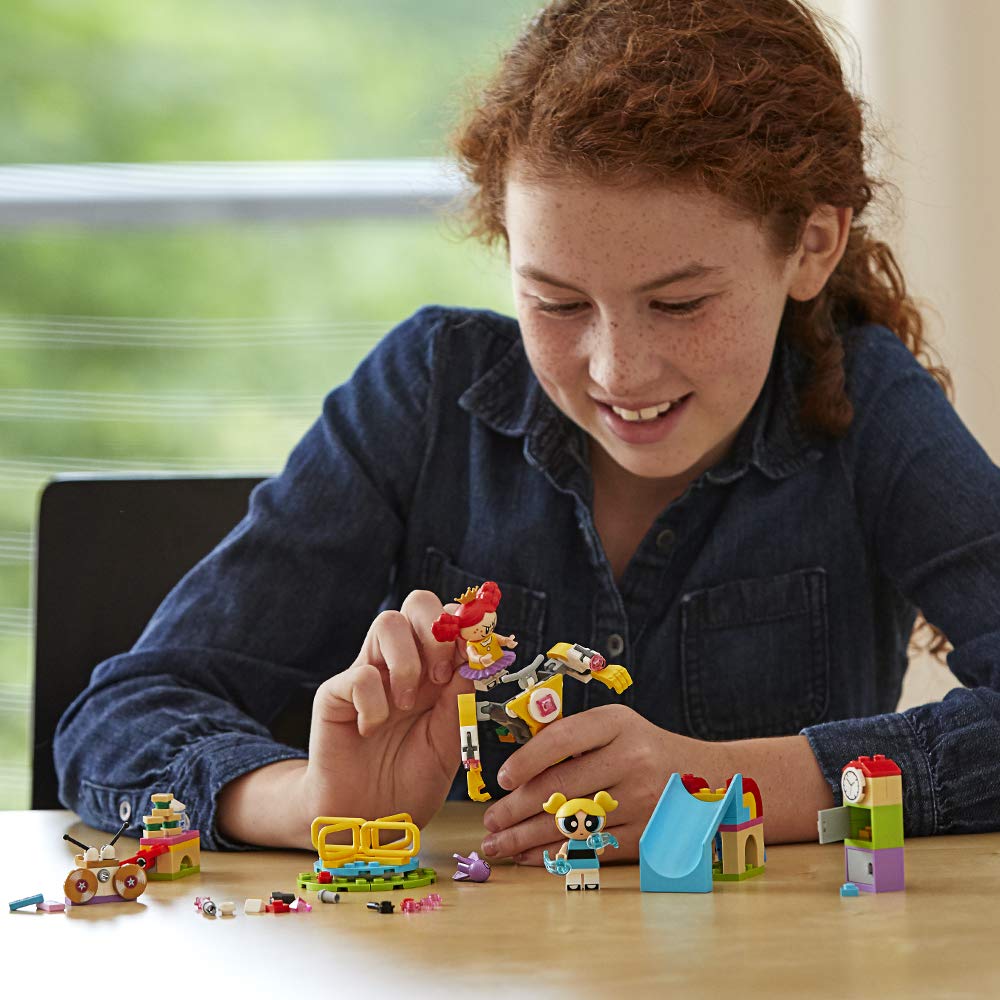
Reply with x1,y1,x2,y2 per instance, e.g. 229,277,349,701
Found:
146,864,201,882
297,867,437,894
712,863,765,882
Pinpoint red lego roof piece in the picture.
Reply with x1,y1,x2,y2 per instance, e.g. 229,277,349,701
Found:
844,754,901,777
681,773,709,793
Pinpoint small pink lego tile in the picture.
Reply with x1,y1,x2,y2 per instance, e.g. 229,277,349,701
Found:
37,900,65,913
140,830,200,848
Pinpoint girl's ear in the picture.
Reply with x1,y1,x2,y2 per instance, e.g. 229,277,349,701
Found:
787,204,853,302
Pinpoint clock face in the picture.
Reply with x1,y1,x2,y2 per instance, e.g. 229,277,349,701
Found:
841,767,866,804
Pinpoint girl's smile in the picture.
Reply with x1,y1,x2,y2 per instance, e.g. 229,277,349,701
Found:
505,173,818,500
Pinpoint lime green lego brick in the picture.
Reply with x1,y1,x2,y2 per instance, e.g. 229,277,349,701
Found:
846,803,903,850
297,868,437,894
147,865,201,882
713,863,765,882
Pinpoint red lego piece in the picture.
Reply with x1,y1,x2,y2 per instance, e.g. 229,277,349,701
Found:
844,754,901,778
266,900,290,913
316,871,332,884
681,773,709,794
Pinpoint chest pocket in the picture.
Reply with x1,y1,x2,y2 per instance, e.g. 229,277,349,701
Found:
680,567,830,741
422,547,547,661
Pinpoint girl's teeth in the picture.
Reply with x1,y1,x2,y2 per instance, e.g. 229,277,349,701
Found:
612,400,675,422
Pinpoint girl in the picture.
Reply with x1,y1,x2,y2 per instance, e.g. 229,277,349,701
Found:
55,0,1000,862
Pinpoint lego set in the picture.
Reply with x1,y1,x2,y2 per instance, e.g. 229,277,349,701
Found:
129,793,201,881
433,581,634,801
62,820,149,906
817,754,905,894
639,772,765,893
297,813,437,897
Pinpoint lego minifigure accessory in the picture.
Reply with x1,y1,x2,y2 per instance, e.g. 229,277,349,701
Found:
452,851,492,882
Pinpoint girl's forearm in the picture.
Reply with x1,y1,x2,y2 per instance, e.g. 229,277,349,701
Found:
216,758,311,849
713,734,834,843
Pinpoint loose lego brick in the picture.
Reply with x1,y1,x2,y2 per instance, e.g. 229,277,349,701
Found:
217,901,236,916
9,893,45,912
318,890,340,904
37,900,66,913
244,898,264,914
840,882,860,897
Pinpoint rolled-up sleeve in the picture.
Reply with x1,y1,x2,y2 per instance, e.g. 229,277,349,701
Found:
54,306,447,848
803,329,1000,836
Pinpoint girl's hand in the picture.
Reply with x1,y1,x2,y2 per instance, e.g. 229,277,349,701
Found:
292,589,470,833
479,705,708,864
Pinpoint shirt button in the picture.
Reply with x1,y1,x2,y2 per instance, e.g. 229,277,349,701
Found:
656,528,676,553
606,634,624,657
118,800,132,822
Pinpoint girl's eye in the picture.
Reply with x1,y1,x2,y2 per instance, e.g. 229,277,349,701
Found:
535,300,586,315
534,297,709,316
652,297,708,315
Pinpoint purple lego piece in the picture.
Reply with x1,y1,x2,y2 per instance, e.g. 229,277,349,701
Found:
458,651,515,682
453,851,492,882
66,892,134,906
845,846,905,893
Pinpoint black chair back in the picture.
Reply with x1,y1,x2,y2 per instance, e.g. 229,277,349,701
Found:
32,475,265,809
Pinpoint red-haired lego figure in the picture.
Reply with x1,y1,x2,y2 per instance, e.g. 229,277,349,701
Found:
431,581,518,687
818,754,905,893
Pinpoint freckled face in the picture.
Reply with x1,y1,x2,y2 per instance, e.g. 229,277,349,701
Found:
461,611,497,643
505,175,797,486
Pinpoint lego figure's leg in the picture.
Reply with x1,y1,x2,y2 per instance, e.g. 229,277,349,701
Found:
565,870,585,891
584,868,601,891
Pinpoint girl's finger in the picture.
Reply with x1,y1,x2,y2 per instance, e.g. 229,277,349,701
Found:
484,746,625,832
496,705,624,790
313,662,389,735
401,590,469,685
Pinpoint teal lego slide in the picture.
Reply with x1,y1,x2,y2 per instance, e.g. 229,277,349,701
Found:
639,772,745,893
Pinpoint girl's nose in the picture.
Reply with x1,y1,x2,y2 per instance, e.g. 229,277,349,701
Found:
586,317,661,397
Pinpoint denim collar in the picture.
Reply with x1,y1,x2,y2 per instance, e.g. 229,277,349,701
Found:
457,312,822,491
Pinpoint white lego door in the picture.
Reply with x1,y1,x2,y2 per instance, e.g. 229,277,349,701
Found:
846,848,875,886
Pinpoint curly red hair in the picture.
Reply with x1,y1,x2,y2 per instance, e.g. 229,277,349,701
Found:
431,581,502,643
450,0,950,658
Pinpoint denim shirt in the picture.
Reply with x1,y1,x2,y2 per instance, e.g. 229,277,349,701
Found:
54,305,1000,848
